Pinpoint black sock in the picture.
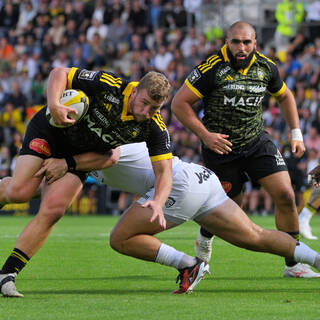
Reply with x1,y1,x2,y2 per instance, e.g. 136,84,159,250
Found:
200,226,214,238
285,232,300,267
0,248,30,274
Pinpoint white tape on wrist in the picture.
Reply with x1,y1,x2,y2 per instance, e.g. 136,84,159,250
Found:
291,128,303,141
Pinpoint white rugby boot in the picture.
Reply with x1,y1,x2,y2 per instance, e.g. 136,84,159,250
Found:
195,229,214,263
283,263,320,278
0,273,24,297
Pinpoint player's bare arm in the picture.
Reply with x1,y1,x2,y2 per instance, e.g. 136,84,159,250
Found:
142,158,172,230
172,84,232,155
276,86,305,158
35,148,120,184
47,67,78,126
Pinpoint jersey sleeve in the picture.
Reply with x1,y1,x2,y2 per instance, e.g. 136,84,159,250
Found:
67,67,124,96
146,111,172,162
184,56,219,98
267,62,286,97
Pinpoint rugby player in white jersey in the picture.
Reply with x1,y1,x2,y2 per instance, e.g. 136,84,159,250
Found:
32,142,320,294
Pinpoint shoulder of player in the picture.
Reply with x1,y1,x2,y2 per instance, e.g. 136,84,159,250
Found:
254,51,277,68
151,111,167,131
196,53,224,74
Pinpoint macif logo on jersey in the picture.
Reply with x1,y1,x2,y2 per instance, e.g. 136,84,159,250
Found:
187,68,201,84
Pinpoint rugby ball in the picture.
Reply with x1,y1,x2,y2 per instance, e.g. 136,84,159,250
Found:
46,89,89,128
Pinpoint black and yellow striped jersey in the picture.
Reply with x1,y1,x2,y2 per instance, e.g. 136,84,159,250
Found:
185,45,286,150
60,67,171,162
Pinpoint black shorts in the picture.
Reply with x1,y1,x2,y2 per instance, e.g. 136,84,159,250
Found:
202,131,288,198
20,107,88,182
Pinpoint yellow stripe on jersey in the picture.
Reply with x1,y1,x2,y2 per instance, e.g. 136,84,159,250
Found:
185,79,203,98
198,55,220,72
271,82,286,97
100,73,122,87
63,91,88,106
121,82,139,121
221,45,230,62
152,111,166,131
11,251,28,264
239,54,256,75
150,153,172,162
67,67,78,89
256,51,276,65
201,58,222,73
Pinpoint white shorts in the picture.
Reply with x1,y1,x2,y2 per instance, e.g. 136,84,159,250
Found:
137,162,229,225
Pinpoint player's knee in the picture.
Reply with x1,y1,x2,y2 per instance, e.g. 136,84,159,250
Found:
274,187,296,208
109,232,124,253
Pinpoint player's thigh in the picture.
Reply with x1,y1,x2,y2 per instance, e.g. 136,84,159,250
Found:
258,171,295,203
40,172,83,213
198,199,263,245
111,202,177,242
203,159,246,198
9,155,44,198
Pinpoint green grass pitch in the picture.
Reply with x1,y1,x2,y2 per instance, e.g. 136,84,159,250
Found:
1,215,320,320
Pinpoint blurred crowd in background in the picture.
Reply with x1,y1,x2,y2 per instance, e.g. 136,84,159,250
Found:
0,0,319,216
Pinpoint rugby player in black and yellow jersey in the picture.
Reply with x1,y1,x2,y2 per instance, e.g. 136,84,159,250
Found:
172,21,320,278
0,69,172,297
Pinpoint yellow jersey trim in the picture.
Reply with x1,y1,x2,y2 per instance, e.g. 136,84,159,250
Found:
67,67,78,89
256,51,276,65
185,79,203,98
271,82,286,97
239,54,256,75
221,45,229,62
121,82,139,121
150,153,172,162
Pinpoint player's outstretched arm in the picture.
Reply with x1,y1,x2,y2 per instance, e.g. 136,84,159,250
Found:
34,148,120,184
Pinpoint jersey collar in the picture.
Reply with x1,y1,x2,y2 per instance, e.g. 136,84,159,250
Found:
121,82,139,121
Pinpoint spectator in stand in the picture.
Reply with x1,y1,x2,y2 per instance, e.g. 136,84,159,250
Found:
91,0,106,24
148,0,163,32
0,102,25,137
64,19,78,44
16,68,32,103
0,36,16,70
87,33,108,68
128,0,148,35
300,107,312,138
86,17,108,42
69,1,91,34
48,15,66,47
0,2,19,36
52,50,70,69
16,1,36,36
5,81,28,121
154,44,173,72
181,27,199,58
299,43,320,72
172,0,194,29
16,52,38,79
107,15,129,59
31,72,46,105
39,33,56,65
104,0,124,26
305,125,320,157
70,46,88,69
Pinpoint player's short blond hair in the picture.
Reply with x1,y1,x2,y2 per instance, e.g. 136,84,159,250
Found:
138,71,171,102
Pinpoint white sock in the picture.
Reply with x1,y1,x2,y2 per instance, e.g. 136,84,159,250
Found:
299,207,313,223
155,243,196,269
294,242,318,266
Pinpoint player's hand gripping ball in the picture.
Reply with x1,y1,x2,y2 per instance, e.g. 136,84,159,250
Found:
308,165,320,187
46,89,89,127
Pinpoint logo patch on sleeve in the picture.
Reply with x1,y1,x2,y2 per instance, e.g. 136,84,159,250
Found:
78,70,97,81
221,181,232,193
187,68,201,85
29,138,51,156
